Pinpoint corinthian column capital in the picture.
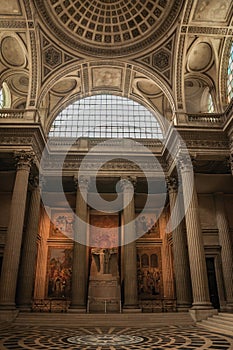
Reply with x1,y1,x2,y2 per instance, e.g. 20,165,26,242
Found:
177,153,193,172
73,175,89,191
120,176,137,192
14,150,35,171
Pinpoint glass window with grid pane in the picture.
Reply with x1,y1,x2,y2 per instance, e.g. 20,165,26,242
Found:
227,43,233,103
49,94,163,139
208,93,214,113
0,88,4,108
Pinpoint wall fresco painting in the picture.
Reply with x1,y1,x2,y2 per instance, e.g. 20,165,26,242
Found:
137,247,163,300
135,213,159,238
90,214,119,247
47,247,73,298
50,211,74,239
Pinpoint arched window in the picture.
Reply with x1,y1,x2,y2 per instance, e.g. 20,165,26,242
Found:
227,43,233,103
141,254,149,268
207,93,214,113
150,254,158,268
49,94,163,139
0,88,4,108
0,82,11,108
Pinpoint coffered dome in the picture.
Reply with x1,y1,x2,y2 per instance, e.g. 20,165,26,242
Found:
34,0,183,57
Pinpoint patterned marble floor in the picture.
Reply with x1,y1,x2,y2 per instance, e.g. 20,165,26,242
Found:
0,324,232,349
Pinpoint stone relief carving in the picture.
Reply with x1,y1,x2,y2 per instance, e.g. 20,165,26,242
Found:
194,0,231,21
92,68,122,89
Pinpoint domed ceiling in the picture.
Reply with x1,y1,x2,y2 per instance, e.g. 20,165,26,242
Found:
34,0,183,57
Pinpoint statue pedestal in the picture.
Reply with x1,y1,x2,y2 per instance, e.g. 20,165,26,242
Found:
88,274,121,313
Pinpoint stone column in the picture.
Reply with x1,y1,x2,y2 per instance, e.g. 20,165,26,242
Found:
17,176,41,311
167,177,192,311
215,193,233,310
122,177,140,311
0,151,34,315
70,176,89,312
179,155,215,321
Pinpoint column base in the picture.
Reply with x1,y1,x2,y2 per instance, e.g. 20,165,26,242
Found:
0,309,19,322
123,306,141,313
177,305,191,312
18,305,32,312
68,307,86,313
189,308,217,322
225,303,233,312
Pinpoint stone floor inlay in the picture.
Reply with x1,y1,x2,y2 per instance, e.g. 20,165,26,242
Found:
0,324,233,349
67,334,145,346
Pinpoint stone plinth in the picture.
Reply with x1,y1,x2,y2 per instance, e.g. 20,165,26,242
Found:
88,275,121,313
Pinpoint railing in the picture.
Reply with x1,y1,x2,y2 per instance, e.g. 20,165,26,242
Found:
176,112,226,127
32,298,70,312
139,298,177,313
188,114,225,124
0,109,39,122
47,137,163,153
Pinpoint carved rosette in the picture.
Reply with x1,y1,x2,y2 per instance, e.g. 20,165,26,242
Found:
14,151,35,171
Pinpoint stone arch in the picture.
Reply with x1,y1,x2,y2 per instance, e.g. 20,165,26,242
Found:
37,60,176,135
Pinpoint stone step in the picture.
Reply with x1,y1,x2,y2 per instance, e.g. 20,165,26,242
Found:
14,312,194,327
201,319,233,332
199,313,233,337
218,312,233,320
200,323,233,337
212,315,233,326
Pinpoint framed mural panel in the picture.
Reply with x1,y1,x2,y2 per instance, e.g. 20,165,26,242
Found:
90,214,119,247
49,210,74,239
137,246,163,300
47,247,73,298
135,213,160,238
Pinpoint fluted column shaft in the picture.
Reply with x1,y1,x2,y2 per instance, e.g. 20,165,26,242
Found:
180,158,212,309
17,177,41,310
122,178,138,309
0,151,34,309
70,176,88,310
167,177,192,310
215,193,233,308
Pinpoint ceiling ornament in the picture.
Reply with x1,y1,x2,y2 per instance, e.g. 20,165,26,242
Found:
134,34,175,86
187,41,213,73
33,0,183,57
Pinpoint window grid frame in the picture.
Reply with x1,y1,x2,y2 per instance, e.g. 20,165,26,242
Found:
49,94,163,140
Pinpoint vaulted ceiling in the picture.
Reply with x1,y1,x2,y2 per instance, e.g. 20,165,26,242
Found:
0,0,233,134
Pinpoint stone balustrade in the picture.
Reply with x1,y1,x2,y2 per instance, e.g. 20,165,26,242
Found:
0,109,38,122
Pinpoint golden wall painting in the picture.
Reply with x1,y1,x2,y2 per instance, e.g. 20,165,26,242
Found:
50,211,74,239
137,247,163,300
135,213,159,238
47,247,73,298
90,214,119,247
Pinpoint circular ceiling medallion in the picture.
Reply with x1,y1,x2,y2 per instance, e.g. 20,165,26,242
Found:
34,0,183,56
67,334,145,346
187,42,213,72
52,78,78,94
8,73,29,95
1,36,26,67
